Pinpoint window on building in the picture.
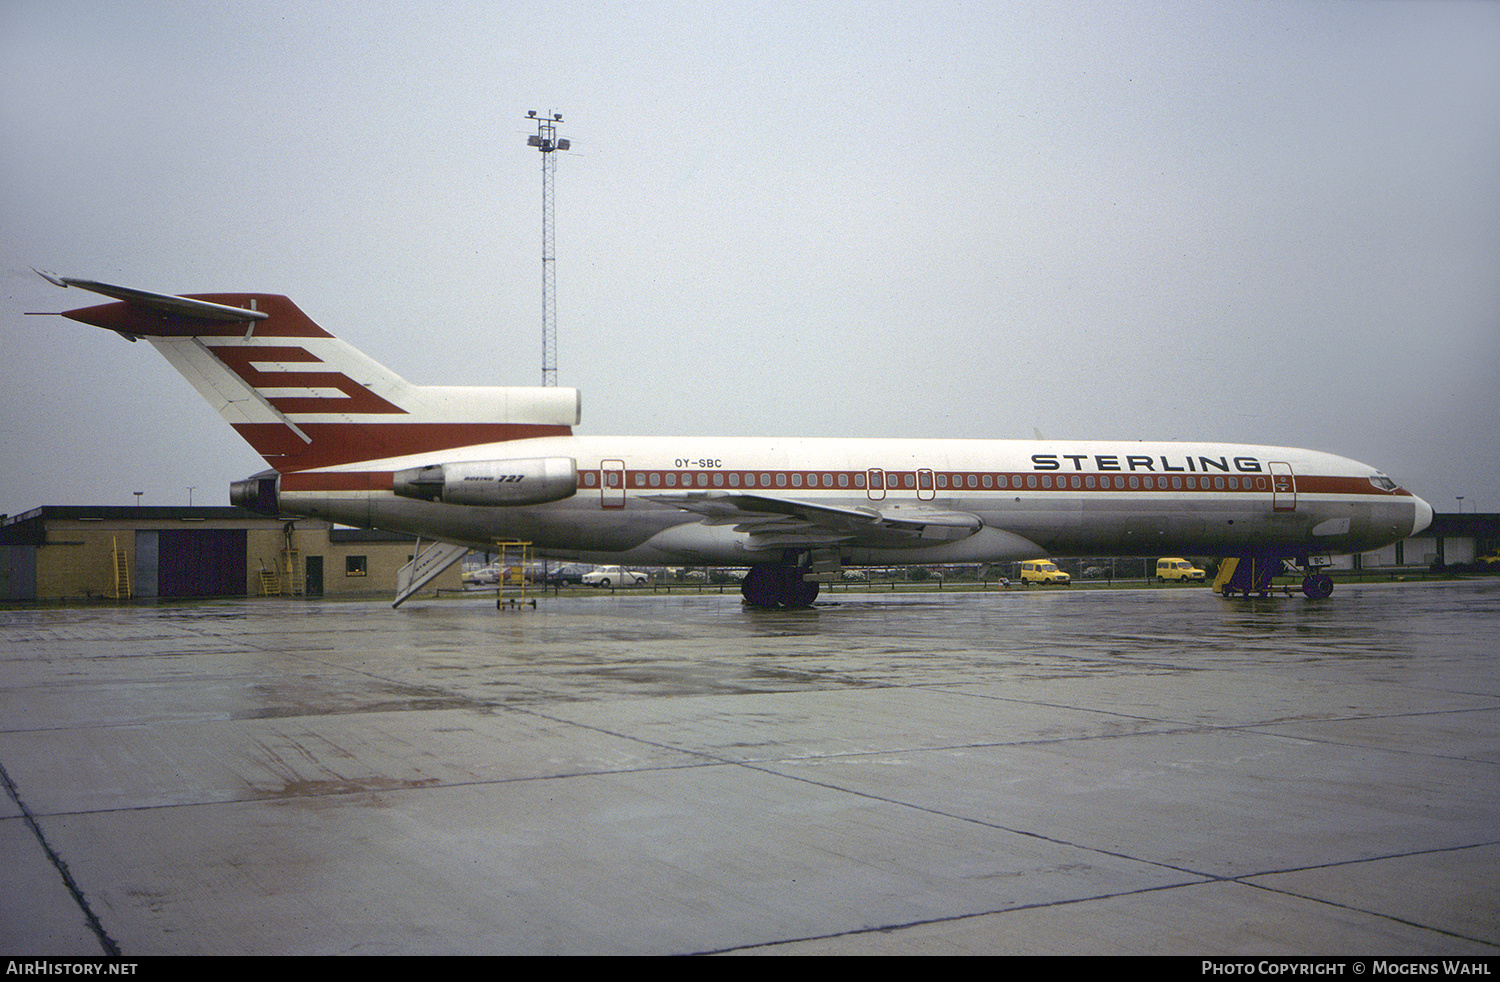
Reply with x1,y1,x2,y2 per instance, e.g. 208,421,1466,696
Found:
346,556,367,577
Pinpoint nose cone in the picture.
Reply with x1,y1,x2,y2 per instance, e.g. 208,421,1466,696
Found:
1411,495,1434,536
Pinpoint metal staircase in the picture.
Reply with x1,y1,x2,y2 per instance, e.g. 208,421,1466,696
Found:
281,547,303,596
259,562,282,596
109,536,132,600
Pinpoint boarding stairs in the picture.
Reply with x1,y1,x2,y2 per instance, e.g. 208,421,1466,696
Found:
393,538,469,607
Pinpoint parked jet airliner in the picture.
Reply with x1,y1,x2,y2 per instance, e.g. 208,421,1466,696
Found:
37,274,1433,606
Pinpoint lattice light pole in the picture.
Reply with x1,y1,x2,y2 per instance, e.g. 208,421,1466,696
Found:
526,111,570,387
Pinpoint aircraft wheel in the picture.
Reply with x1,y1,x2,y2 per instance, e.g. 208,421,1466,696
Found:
741,564,819,608
741,565,783,608
786,573,820,608
1301,574,1334,599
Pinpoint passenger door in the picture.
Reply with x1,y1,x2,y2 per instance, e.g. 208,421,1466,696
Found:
1269,461,1296,512
600,460,626,509
917,468,935,501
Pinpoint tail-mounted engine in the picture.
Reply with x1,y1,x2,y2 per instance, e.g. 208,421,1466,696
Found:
392,457,578,507
230,470,282,514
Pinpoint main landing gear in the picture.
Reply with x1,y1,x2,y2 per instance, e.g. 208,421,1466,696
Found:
741,563,820,609
1215,557,1334,599
741,550,843,608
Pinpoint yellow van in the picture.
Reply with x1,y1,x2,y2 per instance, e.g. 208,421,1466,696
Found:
1156,558,1205,583
1019,560,1070,586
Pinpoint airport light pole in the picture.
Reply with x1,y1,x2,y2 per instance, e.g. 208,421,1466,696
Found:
525,111,571,388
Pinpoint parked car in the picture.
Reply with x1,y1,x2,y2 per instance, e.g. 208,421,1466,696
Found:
1019,560,1070,586
463,565,499,585
544,565,588,586
1156,558,1206,583
582,566,647,587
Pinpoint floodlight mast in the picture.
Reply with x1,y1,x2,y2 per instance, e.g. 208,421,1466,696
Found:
525,110,570,387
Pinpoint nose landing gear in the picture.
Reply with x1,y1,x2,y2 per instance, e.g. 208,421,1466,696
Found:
1301,572,1334,599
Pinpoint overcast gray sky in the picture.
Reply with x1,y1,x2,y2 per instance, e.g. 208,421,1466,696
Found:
3,0,1497,517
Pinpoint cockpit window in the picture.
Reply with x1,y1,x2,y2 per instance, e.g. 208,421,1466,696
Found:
1369,474,1399,492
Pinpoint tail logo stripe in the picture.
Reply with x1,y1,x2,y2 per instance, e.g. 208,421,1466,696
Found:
208,346,408,416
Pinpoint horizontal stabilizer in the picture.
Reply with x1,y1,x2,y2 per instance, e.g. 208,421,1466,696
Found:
35,271,269,325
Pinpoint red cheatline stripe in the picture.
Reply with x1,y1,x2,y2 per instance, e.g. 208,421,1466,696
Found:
578,469,1402,496
282,472,395,492
279,468,1408,497
232,422,574,471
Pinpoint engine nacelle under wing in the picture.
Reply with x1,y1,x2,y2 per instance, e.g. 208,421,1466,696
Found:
392,457,578,507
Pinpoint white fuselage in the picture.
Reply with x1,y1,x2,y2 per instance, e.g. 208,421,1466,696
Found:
277,435,1432,567
45,282,1434,583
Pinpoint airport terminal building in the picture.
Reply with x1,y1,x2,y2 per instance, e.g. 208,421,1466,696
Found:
0,506,461,602
1352,510,1497,569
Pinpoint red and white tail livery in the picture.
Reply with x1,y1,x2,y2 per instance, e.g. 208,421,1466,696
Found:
40,273,1433,607
41,274,578,472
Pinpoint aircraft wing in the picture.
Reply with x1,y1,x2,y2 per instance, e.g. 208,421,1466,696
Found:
643,491,982,551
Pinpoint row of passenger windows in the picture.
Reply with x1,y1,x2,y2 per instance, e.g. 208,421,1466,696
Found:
1004,474,1264,491
581,471,1268,492
628,471,871,489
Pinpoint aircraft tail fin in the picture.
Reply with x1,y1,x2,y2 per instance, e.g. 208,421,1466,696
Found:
42,274,578,471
